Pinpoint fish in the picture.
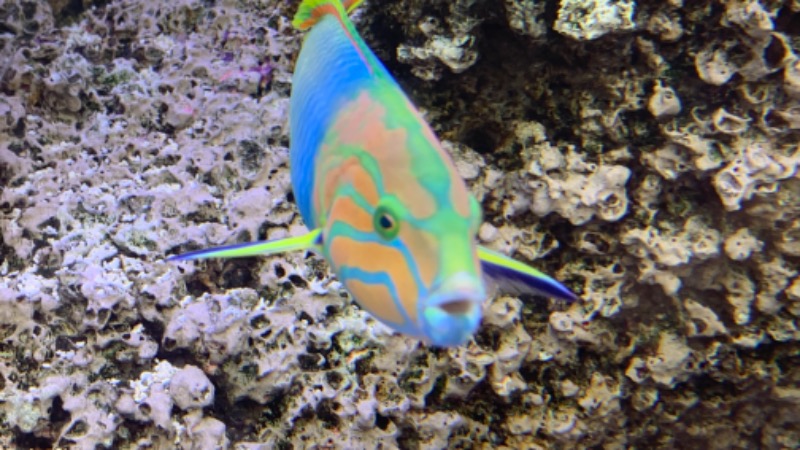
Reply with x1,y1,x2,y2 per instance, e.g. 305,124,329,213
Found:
168,0,578,347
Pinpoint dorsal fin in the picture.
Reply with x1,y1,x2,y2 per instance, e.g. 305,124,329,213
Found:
342,0,365,13
293,0,365,31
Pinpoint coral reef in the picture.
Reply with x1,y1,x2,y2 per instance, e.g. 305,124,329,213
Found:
0,0,799,448
554,0,637,41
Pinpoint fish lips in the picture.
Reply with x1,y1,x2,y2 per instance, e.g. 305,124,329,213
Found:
419,274,486,347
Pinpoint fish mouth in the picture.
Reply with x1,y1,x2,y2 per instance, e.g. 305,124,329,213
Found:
425,273,486,316
427,292,483,316
438,298,475,315
420,274,486,347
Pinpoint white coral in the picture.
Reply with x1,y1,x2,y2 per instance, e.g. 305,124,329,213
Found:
554,0,636,41
529,148,631,225
713,141,799,211
647,81,682,119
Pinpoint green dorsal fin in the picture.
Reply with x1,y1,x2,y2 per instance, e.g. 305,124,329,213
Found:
293,0,364,31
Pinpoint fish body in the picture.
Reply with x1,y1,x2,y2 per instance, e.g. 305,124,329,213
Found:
170,0,577,347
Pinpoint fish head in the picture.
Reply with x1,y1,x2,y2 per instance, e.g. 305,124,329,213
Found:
324,185,487,347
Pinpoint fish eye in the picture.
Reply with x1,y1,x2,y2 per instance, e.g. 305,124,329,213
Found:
373,204,400,240
378,214,394,229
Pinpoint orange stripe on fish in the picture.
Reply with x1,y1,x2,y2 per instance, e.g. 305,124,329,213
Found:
328,235,419,325
344,278,405,325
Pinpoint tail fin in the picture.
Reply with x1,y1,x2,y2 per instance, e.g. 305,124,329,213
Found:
293,0,365,30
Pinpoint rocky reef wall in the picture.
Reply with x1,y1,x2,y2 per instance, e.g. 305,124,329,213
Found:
0,0,798,448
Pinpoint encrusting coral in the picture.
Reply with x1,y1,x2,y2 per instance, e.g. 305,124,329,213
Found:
0,0,798,448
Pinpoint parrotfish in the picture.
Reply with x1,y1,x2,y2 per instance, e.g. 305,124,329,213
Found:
169,0,577,347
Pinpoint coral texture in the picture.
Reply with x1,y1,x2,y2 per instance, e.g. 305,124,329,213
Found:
0,0,798,448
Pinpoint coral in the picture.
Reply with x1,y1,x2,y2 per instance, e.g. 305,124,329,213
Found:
553,0,636,41
392,0,482,80
785,59,800,98
695,44,738,86
712,140,798,211
531,157,632,224
641,144,692,180
493,122,633,225
724,227,763,261
397,32,478,81
683,299,728,337
647,80,682,119
627,333,694,388
170,365,215,410
646,8,683,42
180,413,230,449
622,216,721,295
504,0,547,39
0,0,55,36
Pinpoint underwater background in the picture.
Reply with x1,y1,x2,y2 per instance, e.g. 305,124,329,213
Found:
1,0,799,448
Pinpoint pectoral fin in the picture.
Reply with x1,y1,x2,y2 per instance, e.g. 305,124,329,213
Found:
168,229,323,261
478,246,578,302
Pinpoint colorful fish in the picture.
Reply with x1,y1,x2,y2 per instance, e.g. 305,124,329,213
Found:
169,0,577,347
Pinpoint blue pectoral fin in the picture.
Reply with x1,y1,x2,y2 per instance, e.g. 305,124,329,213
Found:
477,246,578,302
168,229,323,261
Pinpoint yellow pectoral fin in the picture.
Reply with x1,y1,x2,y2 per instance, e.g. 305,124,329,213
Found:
168,229,323,261
477,246,578,302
